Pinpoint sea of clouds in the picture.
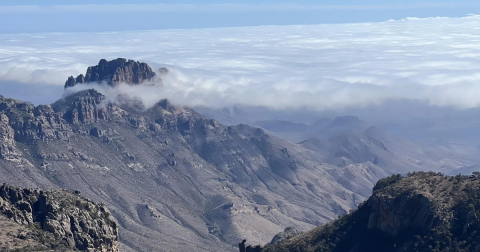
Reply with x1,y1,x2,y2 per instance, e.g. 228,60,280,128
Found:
1,15,480,110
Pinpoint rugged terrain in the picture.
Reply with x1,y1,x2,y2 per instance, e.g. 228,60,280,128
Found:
0,184,118,251
262,172,480,252
0,58,477,251
0,59,371,251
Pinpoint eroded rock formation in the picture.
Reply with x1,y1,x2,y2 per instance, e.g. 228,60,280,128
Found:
0,184,118,251
65,58,157,88
269,227,301,245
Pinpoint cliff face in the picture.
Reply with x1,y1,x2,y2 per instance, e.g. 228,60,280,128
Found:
65,58,157,88
0,184,118,252
366,189,440,237
262,172,480,252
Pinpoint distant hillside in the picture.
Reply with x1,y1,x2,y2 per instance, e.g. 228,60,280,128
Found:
262,172,480,252
255,116,369,143
449,164,480,176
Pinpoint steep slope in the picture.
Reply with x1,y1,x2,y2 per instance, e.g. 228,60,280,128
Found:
262,172,480,252
0,184,118,251
0,59,371,251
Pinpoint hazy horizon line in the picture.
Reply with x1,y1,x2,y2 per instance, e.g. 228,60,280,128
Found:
2,3,480,14
1,13,479,36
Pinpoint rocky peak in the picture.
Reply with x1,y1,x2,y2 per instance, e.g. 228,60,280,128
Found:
65,58,158,88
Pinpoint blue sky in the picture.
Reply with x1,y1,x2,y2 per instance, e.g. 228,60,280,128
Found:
1,0,480,33
3,0,479,4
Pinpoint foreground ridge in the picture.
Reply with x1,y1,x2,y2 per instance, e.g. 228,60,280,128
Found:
260,172,480,252
0,184,118,251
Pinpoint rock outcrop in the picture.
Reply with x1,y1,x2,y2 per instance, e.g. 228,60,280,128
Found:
0,113,21,162
65,58,157,88
269,227,301,245
0,184,118,251
262,172,480,252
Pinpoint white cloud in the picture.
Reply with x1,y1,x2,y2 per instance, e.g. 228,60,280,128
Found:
0,3,477,14
2,15,480,109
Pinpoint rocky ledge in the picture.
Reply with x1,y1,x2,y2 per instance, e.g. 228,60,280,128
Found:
0,184,118,251
65,58,160,88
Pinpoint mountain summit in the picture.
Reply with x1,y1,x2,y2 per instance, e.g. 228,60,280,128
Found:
64,58,157,88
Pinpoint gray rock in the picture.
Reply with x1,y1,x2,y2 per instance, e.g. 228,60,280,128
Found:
269,227,302,245
64,58,157,88
0,184,118,251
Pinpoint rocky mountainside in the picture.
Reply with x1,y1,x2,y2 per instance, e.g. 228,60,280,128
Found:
64,58,159,88
199,108,480,187
0,59,380,251
0,184,118,251
262,172,480,252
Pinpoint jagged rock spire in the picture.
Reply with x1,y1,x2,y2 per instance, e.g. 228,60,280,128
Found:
65,58,157,88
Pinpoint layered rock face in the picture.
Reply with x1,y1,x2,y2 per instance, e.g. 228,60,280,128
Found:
0,113,21,162
0,184,118,251
366,189,440,237
65,58,157,88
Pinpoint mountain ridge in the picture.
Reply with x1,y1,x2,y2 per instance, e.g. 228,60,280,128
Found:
2,58,478,251
0,59,369,251
262,172,480,252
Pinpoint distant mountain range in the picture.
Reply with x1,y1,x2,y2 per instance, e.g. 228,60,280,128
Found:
256,116,369,143
196,102,480,145
0,59,479,251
